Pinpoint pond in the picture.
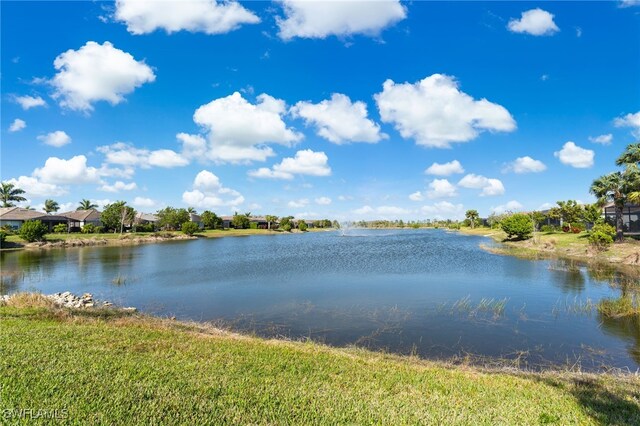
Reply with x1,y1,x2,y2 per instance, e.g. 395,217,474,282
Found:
2,229,639,371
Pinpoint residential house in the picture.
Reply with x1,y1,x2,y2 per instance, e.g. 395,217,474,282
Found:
59,209,102,232
0,207,69,231
189,213,204,229
220,215,273,229
603,202,640,235
135,212,159,226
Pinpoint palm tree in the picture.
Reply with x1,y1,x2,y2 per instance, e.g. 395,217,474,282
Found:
78,199,98,210
265,215,278,231
0,182,27,207
590,171,637,242
617,143,640,204
44,199,60,214
187,207,197,214
616,143,640,167
465,209,479,229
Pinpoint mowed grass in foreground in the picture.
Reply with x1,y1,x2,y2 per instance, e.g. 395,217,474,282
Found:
1,298,639,425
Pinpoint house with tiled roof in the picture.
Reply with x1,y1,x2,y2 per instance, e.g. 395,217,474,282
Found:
0,207,69,231
59,209,102,232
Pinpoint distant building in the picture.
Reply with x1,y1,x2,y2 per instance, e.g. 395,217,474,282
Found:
59,209,102,232
189,213,204,229
135,212,158,225
220,215,273,229
538,209,562,227
0,207,69,231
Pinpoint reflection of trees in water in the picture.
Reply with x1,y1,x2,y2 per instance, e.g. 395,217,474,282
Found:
586,261,639,291
97,248,136,284
548,258,640,295
548,260,585,293
0,250,68,291
598,312,640,365
98,247,135,265
0,270,22,294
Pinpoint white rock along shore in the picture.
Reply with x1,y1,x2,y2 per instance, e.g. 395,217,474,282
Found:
0,291,136,311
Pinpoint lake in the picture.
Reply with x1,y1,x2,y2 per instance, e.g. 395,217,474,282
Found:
2,229,639,371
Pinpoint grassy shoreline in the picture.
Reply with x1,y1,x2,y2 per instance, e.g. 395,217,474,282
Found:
1,228,335,251
456,226,640,269
1,296,639,424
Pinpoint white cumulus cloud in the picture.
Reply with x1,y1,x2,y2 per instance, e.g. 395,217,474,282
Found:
291,93,386,144
133,197,157,208
554,142,594,168
193,92,302,163
425,160,464,176
8,119,26,132
375,74,516,148
99,181,138,193
420,201,465,220
288,198,309,208
508,8,559,36
589,134,613,145
277,0,406,40
315,197,332,205
409,191,424,201
458,174,505,196
37,131,71,148
504,156,547,174
491,200,524,215
614,111,640,138
98,142,188,168
51,41,156,112
6,176,67,198
248,149,331,180
426,179,457,199
13,95,46,110
115,0,259,35
182,170,244,209
351,205,412,218
33,155,101,184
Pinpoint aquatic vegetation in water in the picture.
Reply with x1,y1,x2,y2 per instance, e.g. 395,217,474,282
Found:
112,274,127,286
441,296,509,319
551,297,596,316
598,295,640,318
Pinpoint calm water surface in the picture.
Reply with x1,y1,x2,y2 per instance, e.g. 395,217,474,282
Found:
2,229,639,371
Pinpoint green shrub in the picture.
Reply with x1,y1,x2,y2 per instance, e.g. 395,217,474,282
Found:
298,220,308,232
588,223,616,251
94,226,104,234
82,224,97,234
1,225,14,235
500,213,534,240
0,230,6,246
281,222,292,232
181,221,200,236
53,223,68,234
19,220,48,242
540,225,558,233
135,223,155,233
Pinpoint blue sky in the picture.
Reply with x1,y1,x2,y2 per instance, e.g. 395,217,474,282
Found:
2,1,639,220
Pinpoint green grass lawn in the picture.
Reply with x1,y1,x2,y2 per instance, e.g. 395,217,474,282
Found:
458,226,640,266
4,232,162,244
1,298,639,425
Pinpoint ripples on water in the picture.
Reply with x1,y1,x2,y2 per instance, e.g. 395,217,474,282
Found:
1,229,639,371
